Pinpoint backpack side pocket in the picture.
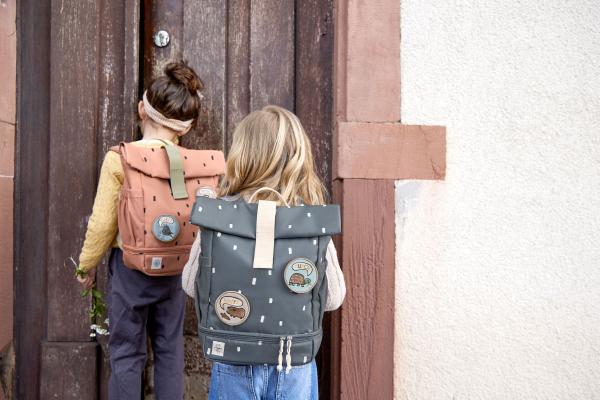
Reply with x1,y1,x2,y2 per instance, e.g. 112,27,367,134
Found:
118,188,145,248
195,255,212,325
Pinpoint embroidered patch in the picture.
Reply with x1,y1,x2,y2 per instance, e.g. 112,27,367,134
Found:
215,291,250,326
284,258,318,294
152,214,180,242
211,341,225,357
196,186,217,198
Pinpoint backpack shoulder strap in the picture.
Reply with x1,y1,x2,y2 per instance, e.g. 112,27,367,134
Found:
109,144,121,154
156,139,188,200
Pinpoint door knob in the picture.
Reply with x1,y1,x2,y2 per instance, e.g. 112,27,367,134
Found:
153,30,170,48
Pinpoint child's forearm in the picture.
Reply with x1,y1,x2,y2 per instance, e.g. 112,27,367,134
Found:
324,240,346,311
78,213,118,271
78,151,123,271
182,231,202,297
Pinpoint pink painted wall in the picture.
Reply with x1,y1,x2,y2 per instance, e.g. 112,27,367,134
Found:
0,0,16,353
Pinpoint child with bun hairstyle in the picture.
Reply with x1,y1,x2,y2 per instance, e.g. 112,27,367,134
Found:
182,105,346,400
76,61,206,400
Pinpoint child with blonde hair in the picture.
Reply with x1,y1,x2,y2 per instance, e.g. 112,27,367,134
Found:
183,105,346,400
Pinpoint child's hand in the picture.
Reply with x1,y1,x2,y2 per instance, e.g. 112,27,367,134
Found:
76,268,96,290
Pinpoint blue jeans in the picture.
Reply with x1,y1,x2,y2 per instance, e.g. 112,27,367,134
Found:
208,360,318,400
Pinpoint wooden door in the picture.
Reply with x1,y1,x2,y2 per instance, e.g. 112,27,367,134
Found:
16,1,334,399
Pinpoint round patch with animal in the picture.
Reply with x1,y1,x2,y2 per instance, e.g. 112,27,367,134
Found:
152,214,180,242
283,258,318,294
215,291,250,326
196,186,217,198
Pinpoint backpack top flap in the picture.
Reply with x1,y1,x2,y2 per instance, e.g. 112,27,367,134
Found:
190,196,341,239
120,142,225,179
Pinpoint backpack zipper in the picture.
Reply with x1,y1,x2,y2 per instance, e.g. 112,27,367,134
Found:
199,326,321,343
200,328,316,373
123,245,192,255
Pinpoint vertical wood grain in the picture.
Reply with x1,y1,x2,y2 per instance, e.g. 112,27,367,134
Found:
123,0,141,141
183,0,226,151
295,2,335,397
333,179,395,399
226,0,251,150
15,1,51,397
143,0,184,82
249,0,295,110
295,0,334,189
47,0,99,342
329,180,344,400
40,342,98,400
96,2,139,397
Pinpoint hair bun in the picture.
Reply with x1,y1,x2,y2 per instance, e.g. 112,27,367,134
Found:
164,61,204,93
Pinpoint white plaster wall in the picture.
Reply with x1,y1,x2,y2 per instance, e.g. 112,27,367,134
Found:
396,1,600,399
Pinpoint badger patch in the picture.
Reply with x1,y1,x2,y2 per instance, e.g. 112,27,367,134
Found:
152,214,180,242
284,258,318,294
215,291,250,326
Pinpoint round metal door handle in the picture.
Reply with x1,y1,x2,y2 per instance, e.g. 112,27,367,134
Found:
153,30,170,48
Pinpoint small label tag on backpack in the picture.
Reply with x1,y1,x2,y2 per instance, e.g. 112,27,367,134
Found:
151,257,163,270
211,341,225,357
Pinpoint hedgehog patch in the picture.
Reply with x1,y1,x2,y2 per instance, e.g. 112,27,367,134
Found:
152,214,180,242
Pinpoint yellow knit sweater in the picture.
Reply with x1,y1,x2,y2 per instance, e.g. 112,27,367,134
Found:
78,138,176,271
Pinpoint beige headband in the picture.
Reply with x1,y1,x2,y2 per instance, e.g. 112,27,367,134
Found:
142,90,194,132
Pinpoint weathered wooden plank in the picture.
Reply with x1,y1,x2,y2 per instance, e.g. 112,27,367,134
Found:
295,0,334,189
47,0,99,341
96,2,138,397
329,180,344,400
97,1,126,159
249,0,295,110
226,0,251,150
124,0,141,141
334,179,395,400
295,3,335,397
143,0,184,82
182,0,226,151
14,1,51,398
40,342,98,400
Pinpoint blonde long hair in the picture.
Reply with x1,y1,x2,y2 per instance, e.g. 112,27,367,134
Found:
219,105,326,205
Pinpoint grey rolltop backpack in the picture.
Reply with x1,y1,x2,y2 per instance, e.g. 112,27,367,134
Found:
190,188,341,371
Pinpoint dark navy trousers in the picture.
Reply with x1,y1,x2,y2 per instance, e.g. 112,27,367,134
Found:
108,249,185,400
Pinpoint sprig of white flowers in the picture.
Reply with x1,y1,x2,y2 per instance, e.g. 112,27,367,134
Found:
67,256,110,337
90,319,110,337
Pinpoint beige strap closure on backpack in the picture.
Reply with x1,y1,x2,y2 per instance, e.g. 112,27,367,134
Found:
158,139,188,200
249,188,289,269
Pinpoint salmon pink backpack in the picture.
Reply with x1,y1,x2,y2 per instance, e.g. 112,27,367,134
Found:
111,141,224,276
